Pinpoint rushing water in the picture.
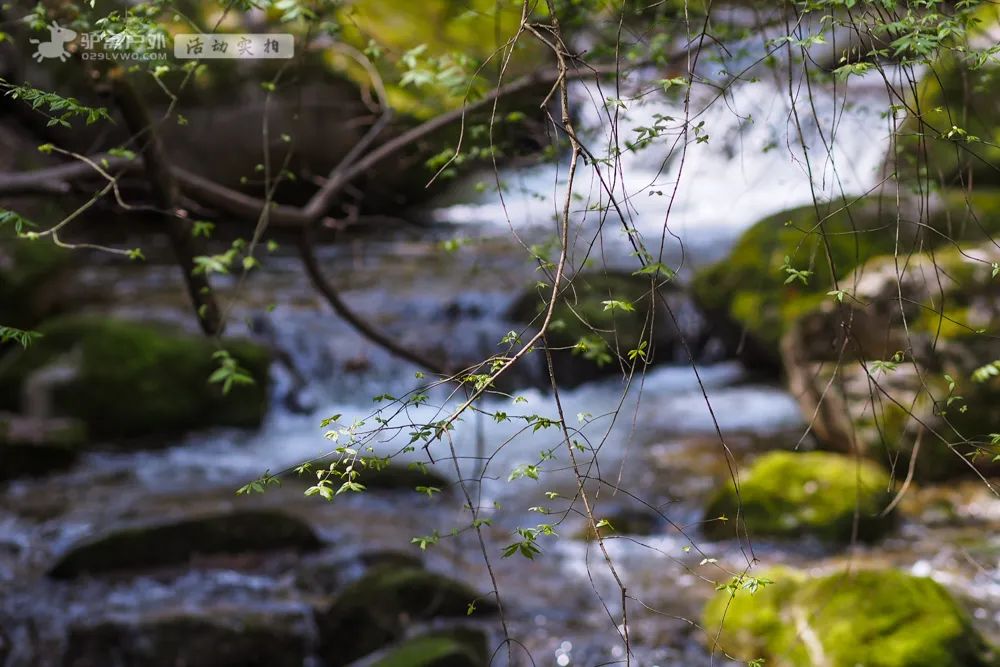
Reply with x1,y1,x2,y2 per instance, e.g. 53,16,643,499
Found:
2,68,1000,667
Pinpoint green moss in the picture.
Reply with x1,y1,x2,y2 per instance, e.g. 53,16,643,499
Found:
316,566,495,666
693,197,901,365
703,566,808,664
692,190,1000,366
334,566,493,620
703,451,895,543
704,568,996,667
0,316,270,439
373,630,487,667
49,510,322,578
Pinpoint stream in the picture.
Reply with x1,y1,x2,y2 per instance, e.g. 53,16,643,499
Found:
2,65,999,667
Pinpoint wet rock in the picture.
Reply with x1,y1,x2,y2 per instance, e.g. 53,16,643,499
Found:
703,567,997,667
0,316,271,441
372,629,489,667
63,607,310,667
49,510,321,578
295,550,423,596
781,244,1000,480
315,565,496,666
703,451,896,544
0,413,84,480
691,191,1000,370
294,559,344,597
508,271,713,386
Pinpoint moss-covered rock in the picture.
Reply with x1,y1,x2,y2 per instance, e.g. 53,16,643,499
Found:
0,413,84,480
509,271,710,385
0,233,70,330
64,607,310,667
703,451,895,544
315,565,496,666
373,629,488,667
780,242,1000,480
0,316,270,440
691,190,1000,368
703,568,996,667
294,550,424,595
49,510,321,578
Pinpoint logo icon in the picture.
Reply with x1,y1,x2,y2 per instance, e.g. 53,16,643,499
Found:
30,21,77,62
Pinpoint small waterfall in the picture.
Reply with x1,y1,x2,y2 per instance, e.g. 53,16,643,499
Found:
430,65,900,271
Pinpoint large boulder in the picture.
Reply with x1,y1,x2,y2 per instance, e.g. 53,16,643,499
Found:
315,565,496,666
781,243,1000,480
294,549,423,596
49,510,321,578
63,607,310,667
508,271,712,386
703,567,996,667
0,316,271,441
703,451,896,544
691,190,1000,370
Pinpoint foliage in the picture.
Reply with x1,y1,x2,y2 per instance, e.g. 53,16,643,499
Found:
0,325,42,349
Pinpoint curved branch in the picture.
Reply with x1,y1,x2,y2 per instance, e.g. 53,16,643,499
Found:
298,223,450,376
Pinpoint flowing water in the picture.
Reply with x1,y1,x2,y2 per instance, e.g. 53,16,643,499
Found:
2,65,999,667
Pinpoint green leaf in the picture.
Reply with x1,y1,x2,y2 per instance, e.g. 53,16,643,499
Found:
602,299,636,313
0,326,42,349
